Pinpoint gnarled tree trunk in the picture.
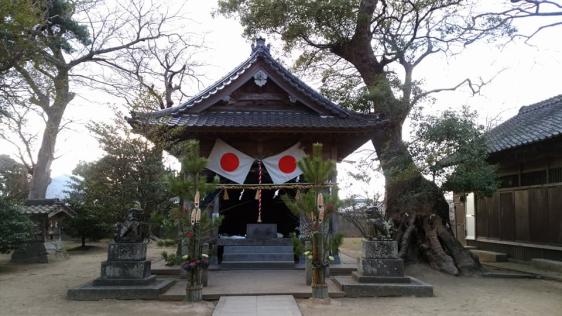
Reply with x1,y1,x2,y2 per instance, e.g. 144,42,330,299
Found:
371,123,480,275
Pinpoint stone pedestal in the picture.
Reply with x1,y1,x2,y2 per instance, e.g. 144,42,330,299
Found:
333,239,433,297
67,242,174,300
93,242,153,286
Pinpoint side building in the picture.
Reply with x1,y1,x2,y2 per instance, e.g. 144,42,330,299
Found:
456,95,562,261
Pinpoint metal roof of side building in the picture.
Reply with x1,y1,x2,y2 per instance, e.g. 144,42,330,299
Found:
486,94,562,154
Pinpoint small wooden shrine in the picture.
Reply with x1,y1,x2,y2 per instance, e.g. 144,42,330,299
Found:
129,39,382,240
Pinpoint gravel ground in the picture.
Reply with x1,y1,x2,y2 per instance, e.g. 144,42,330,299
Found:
1,240,561,316
0,241,214,316
299,264,562,316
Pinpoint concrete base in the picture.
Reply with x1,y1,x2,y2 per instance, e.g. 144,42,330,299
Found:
159,270,345,300
67,278,175,300
532,258,562,273
470,249,508,262
351,271,410,283
332,275,433,297
93,275,157,286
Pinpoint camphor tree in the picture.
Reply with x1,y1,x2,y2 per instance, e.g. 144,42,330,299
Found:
283,143,339,299
217,0,520,274
168,140,221,302
1,0,188,199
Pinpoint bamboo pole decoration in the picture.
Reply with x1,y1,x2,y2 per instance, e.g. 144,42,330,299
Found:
190,208,196,225
223,189,229,200
317,192,325,223
194,191,200,208
195,207,201,223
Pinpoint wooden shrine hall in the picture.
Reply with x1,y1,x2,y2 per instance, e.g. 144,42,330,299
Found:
129,38,382,268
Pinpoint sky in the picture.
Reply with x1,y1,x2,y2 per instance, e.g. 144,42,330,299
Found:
1,1,562,198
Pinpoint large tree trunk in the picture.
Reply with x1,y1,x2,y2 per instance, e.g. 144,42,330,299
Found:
27,70,72,199
371,123,480,275
328,2,481,273
28,114,59,199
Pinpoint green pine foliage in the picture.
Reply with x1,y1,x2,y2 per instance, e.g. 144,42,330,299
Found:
167,140,221,295
282,143,339,224
0,197,33,253
282,143,339,292
167,140,221,254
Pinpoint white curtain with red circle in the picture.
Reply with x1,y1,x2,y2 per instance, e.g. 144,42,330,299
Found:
206,139,255,184
262,143,305,184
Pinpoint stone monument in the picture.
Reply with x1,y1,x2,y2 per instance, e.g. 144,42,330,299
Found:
67,208,175,300
333,206,433,297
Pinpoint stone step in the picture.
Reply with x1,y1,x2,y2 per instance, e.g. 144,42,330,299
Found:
470,249,508,262
220,261,295,270
223,253,294,262
223,245,293,254
531,258,562,273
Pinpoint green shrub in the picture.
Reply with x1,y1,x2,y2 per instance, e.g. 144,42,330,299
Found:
330,233,344,255
161,250,180,266
0,198,33,253
157,239,176,247
290,232,304,257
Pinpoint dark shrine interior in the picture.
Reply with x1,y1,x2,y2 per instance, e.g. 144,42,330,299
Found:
217,163,299,237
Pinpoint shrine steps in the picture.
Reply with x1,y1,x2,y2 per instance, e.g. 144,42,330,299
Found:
220,261,296,269
221,244,295,270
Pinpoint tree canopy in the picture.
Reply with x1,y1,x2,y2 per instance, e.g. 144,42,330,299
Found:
0,154,29,201
409,107,497,196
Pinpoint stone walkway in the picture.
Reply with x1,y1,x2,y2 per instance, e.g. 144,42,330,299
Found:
212,295,301,316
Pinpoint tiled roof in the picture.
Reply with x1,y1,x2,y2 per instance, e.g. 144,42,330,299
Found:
143,111,381,129
136,38,350,119
20,199,76,218
487,94,562,153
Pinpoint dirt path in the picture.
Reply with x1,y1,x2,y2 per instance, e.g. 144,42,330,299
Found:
0,242,214,316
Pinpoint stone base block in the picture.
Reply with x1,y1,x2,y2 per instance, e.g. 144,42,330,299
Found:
352,271,411,284
10,241,48,264
246,223,277,240
67,278,175,301
333,276,433,297
358,258,404,276
107,242,147,261
101,260,151,279
93,275,156,286
361,239,398,259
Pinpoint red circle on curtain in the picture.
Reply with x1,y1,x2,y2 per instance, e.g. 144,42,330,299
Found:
279,155,297,173
220,153,239,172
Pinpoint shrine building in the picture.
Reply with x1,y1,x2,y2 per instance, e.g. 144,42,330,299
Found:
129,39,382,266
